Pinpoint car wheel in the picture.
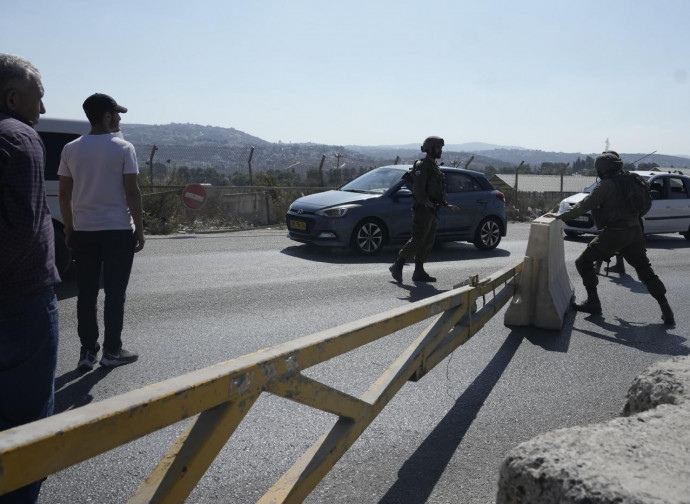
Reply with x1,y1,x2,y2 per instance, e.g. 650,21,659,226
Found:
53,221,72,278
473,217,502,251
684,225,690,241
564,230,582,239
350,219,386,255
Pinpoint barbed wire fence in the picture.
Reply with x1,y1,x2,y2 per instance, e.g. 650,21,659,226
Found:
133,142,597,234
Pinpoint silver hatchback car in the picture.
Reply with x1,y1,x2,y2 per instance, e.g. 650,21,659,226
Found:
286,165,507,255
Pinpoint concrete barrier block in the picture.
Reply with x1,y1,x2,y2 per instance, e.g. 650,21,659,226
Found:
623,355,690,416
497,404,690,504
497,356,690,504
504,217,574,330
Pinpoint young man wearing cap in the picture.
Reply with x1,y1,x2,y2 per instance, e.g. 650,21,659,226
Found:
58,93,145,370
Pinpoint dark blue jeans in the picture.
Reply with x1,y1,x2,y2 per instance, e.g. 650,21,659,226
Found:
73,230,135,355
0,287,59,504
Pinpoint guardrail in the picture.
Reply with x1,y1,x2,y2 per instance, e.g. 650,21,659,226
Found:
0,262,523,503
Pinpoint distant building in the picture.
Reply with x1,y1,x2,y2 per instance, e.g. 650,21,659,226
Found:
489,174,597,194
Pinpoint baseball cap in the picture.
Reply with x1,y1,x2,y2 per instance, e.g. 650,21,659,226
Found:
82,93,128,117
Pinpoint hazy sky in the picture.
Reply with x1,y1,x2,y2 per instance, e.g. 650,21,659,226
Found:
3,0,689,154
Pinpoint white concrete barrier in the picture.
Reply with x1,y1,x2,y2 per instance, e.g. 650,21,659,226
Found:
504,217,574,330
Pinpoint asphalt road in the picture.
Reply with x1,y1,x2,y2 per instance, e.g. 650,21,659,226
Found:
39,223,689,504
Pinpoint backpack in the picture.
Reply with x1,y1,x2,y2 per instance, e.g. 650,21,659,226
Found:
401,160,421,191
616,170,653,217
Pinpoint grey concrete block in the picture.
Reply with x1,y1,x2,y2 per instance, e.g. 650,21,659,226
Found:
497,356,690,504
623,356,690,416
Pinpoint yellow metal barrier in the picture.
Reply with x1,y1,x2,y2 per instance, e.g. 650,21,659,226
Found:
0,262,523,503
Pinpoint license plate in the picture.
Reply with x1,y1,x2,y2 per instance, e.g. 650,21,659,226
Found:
575,216,589,222
290,219,307,231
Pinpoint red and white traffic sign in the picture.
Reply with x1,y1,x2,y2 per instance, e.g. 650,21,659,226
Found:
181,183,207,210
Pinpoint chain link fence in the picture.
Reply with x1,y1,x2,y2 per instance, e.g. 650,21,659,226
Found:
134,142,598,233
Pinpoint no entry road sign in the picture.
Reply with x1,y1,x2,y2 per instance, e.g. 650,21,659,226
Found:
181,184,207,210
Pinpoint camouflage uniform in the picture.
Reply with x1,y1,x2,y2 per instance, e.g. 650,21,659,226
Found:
397,157,447,263
557,152,674,324
390,136,450,283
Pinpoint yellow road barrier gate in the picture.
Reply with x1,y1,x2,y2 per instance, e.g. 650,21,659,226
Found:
0,262,522,503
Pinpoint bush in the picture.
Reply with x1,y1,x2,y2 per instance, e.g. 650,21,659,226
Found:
142,187,250,234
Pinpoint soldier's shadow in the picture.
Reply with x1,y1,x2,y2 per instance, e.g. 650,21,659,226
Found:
575,315,688,356
602,271,647,294
393,281,446,302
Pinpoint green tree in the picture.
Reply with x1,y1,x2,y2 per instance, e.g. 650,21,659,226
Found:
230,172,250,186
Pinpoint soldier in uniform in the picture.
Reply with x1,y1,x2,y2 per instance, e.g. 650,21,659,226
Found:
389,136,459,283
548,151,674,325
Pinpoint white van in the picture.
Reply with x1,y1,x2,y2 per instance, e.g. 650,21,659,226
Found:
34,118,90,275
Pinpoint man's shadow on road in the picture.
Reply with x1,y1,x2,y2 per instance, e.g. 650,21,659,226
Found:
54,367,113,413
377,331,524,504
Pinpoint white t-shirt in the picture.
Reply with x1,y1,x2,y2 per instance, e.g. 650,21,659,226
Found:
58,133,139,231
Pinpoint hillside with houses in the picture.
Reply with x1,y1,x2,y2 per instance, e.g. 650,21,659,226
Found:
121,122,690,183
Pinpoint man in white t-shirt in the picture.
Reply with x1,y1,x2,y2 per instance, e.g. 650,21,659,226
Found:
58,93,144,370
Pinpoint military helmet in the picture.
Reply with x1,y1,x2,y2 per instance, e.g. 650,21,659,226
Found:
595,150,624,178
421,136,444,153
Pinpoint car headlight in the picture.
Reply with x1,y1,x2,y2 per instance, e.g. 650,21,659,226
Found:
315,204,360,218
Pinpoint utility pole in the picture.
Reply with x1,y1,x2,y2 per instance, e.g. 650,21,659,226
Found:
148,145,158,189
515,161,524,209
247,147,255,186
334,152,342,184
560,163,570,200
464,155,474,170
318,154,326,187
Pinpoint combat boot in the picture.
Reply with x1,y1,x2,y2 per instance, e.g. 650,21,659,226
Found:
389,257,405,283
572,288,602,314
412,262,436,283
606,255,626,274
658,298,675,325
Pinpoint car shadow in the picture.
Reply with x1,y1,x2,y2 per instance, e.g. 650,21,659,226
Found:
565,233,690,250
280,242,511,265
377,331,524,504
643,234,690,250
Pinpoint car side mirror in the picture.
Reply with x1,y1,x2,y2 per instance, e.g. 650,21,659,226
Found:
394,187,413,198
651,189,661,200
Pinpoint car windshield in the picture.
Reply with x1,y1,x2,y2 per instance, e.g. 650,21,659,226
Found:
583,180,599,193
339,167,405,194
